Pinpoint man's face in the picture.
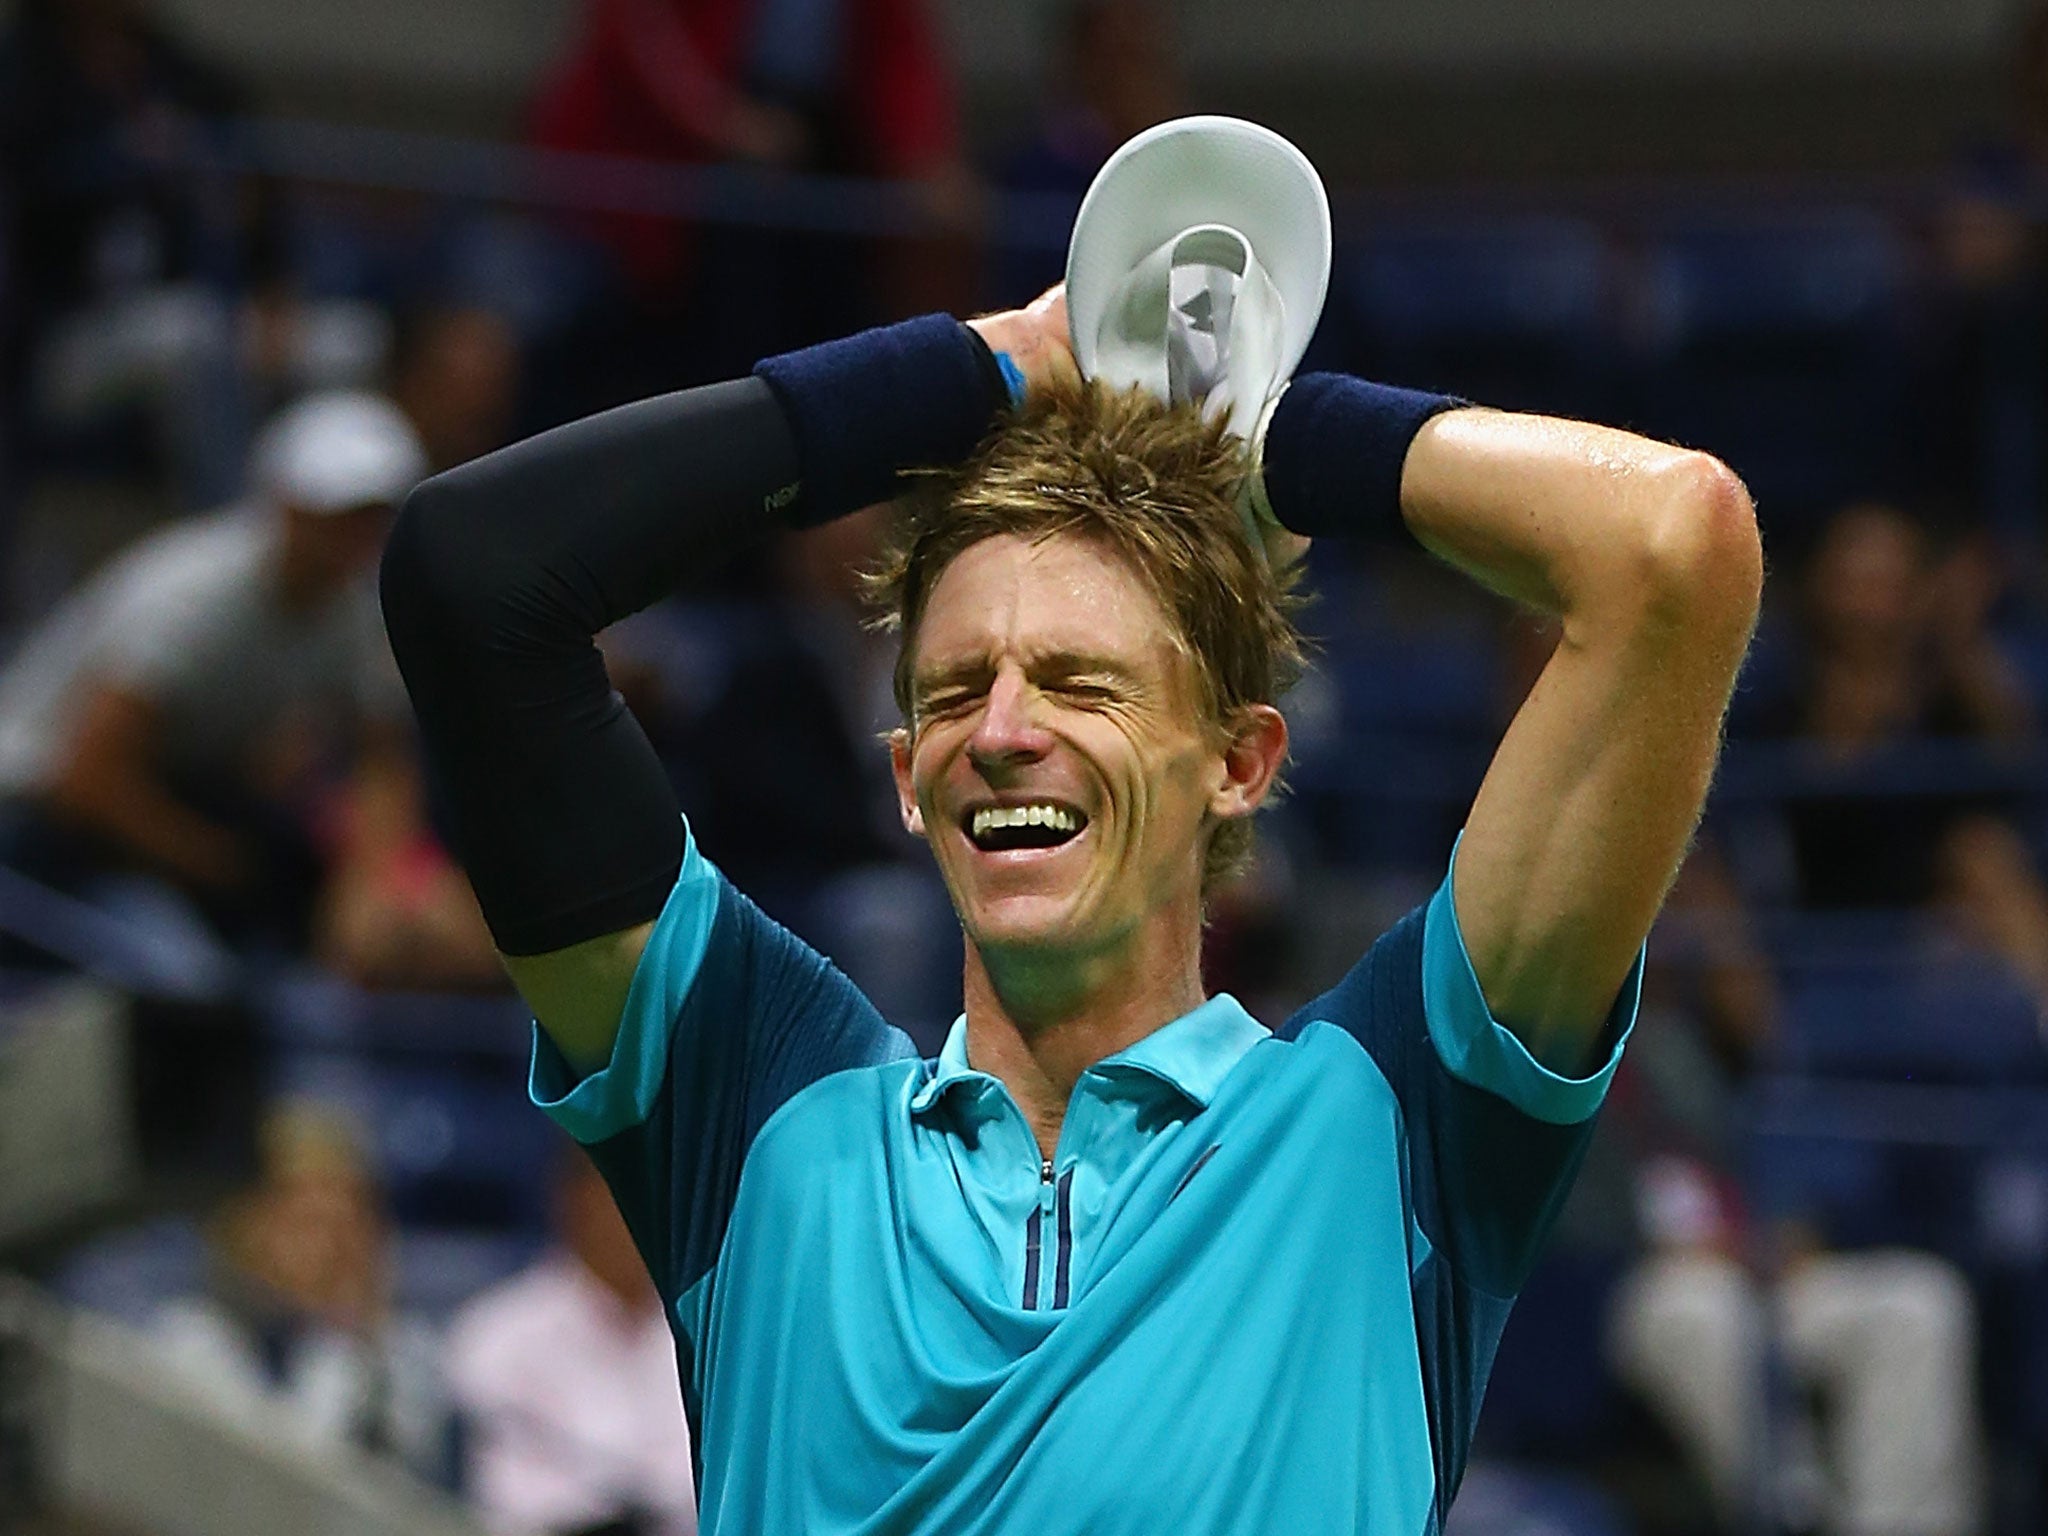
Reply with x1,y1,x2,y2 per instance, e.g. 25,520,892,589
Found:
891,532,1251,962
280,500,394,603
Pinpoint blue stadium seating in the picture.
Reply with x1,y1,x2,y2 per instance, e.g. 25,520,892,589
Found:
262,975,551,1232
1745,1129,1908,1249
1768,934,2048,1084
1444,1462,1631,1536
50,1216,211,1329
262,969,531,1062
1341,218,1615,418
1630,211,1913,523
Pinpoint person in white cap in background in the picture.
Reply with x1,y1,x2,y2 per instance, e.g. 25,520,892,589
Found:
0,389,432,955
383,118,1762,1532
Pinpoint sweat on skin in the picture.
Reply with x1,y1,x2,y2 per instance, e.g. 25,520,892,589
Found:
382,289,1761,1533
888,530,1287,1154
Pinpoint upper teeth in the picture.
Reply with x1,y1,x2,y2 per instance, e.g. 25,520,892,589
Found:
972,805,1078,837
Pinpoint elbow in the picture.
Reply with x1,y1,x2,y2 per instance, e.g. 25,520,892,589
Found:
379,472,487,661
1633,452,1764,644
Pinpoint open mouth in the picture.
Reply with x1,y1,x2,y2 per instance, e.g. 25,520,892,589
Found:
963,802,1089,854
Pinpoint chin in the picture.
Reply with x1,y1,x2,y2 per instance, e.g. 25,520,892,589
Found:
956,885,1105,957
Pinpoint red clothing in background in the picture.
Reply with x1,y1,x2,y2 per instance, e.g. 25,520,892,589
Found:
529,0,958,291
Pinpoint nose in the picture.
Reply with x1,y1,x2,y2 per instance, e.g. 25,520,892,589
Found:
966,664,1052,775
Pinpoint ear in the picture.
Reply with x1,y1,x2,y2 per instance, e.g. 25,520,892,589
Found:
888,727,926,838
1207,704,1289,823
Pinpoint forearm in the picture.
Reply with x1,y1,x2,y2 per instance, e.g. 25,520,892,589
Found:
1398,409,1757,641
381,316,1006,956
1263,378,1757,645
1261,375,1763,1059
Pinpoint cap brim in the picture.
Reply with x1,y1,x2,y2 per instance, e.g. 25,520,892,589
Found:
1066,116,1331,391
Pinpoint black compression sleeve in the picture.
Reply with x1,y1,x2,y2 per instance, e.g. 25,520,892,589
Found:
380,377,801,956
382,311,1010,957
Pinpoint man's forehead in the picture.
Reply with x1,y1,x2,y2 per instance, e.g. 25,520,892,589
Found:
911,532,1180,671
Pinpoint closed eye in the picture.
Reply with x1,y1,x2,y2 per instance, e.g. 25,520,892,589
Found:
1050,681,1118,705
917,689,985,721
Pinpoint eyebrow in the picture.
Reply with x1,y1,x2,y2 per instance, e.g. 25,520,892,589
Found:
910,649,1147,701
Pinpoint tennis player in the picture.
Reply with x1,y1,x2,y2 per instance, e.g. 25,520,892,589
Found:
382,235,1760,1536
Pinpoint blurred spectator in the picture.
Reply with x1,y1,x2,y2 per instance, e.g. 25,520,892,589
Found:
321,314,519,986
0,0,385,529
312,743,504,992
386,304,522,475
1747,499,2048,1016
0,391,425,959
296,307,520,991
1764,502,2037,892
445,1145,696,1536
683,509,905,898
525,0,969,407
1925,1,2048,543
0,0,275,511
1600,847,1988,1536
150,1101,447,1475
644,508,959,1043
991,0,1182,305
1938,2,2048,296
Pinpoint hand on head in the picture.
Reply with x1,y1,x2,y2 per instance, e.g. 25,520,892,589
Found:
968,287,1080,402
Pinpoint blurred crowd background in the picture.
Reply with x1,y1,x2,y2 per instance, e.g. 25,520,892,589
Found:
4,0,2048,1533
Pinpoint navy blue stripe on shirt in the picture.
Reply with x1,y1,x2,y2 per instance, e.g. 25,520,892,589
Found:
580,870,912,1314
1276,902,1620,1513
1053,1170,1075,1309
1021,1207,1043,1311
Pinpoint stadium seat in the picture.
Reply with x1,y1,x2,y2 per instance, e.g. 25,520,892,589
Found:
49,1216,210,1329
1445,1462,1630,1536
1770,937,2048,1084
1744,1129,1906,1249
1631,211,1912,527
1341,219,1615,418
1476,1249,1625,1459
261,969,531,1063
267,1051,552,1233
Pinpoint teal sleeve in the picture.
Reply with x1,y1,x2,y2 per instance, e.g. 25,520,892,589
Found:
1282,845,1644,1502
1420,842,1640,1127
529,824,722,1143
525,816,912,1314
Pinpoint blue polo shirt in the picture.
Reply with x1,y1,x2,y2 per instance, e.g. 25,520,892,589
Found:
531,827,1637,1535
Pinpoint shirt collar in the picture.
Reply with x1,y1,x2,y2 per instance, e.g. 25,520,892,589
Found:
908,1014,989,1116
1088,993,1270,1108
908,993,1269,1120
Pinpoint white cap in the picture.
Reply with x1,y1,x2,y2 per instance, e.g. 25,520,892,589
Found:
1065,115,1332,442
253,390,427,515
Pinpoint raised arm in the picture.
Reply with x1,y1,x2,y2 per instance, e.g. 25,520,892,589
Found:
1262,383,1762,1073
380,303,1060,1071
1401,410,1761,1067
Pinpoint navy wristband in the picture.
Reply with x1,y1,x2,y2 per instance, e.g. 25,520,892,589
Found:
753,314,1005,528
1260,373,1464,539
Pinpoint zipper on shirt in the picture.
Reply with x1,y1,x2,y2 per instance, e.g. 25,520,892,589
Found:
1021,1160,1051,1310
1022,1158,1060,1310
1023,1161,1077,1311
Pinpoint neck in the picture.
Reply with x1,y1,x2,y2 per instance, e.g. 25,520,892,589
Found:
962,897,1207,1158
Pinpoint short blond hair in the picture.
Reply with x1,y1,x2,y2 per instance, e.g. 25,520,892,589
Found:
867,380,1307,888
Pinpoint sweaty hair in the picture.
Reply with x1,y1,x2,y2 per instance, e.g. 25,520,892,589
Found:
866,378,1308,889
